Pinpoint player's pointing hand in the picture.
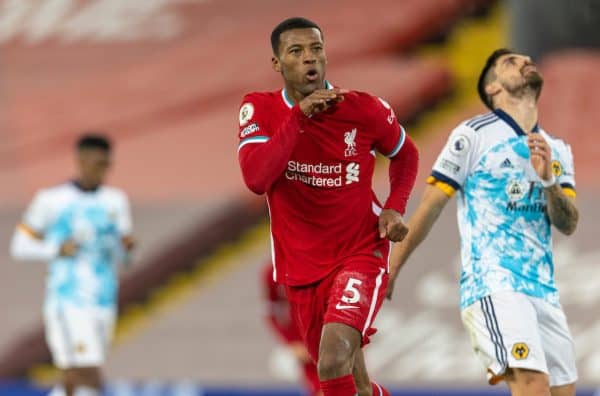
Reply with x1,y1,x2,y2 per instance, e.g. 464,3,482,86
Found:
378,209,409,242
299,88,348,116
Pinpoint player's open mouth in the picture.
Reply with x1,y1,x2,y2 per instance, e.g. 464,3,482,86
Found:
305,69,319,82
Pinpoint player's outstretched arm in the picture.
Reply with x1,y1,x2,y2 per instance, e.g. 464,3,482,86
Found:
386,185,450,300
10,227,63,262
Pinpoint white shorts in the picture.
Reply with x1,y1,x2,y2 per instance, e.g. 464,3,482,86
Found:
44,306,116,369
461,291,577,387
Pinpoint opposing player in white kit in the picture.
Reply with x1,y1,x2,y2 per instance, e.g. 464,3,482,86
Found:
11,134,135,396
386,48,579,396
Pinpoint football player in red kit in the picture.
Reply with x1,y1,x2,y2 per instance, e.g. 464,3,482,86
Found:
262,263,322,396
238,17,419,396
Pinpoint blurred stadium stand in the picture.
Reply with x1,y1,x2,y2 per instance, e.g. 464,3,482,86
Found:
0,0,599,394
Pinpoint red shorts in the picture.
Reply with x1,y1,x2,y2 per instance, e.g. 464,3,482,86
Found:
285,256,389,362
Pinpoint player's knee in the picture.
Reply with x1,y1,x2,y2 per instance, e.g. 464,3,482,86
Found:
317,344,354,379
354,381,372,396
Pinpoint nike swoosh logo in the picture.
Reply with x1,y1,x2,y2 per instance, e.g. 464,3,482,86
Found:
335,303,360,310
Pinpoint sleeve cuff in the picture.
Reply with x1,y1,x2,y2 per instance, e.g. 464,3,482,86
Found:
430,171,461,191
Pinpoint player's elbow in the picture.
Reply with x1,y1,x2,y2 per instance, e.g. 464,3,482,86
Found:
558,218,578,236
243,176,267,195
10,235,26,261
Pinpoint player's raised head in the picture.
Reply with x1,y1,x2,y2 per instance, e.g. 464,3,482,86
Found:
76,133,112,189
478,48,544,110
271,17,327,98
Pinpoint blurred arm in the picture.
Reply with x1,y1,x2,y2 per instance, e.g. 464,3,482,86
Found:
10,225,59,262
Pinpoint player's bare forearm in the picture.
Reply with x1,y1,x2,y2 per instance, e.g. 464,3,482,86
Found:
544,184,578,235
387,185,449,299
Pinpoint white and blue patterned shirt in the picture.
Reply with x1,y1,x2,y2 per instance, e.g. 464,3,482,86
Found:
21,182,132,311
430,109,576,310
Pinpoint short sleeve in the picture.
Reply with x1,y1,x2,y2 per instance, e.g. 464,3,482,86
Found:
237,94,272,153
22,191,51,235
371,97,406,158
116,192,133,235
429,124,477,193
555,142,576,197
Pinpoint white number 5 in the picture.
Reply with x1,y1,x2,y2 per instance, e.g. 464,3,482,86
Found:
341,278,362,304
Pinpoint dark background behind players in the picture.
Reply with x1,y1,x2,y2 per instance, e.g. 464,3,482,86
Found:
0,1,599,395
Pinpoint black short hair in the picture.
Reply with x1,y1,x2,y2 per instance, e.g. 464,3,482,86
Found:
477,48,514,110
271,17,322,55
76,133,111,152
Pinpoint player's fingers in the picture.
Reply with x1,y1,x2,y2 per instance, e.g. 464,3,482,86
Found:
332,88,350,94
393,223,409,242
385,284,394,300
378,218,388,239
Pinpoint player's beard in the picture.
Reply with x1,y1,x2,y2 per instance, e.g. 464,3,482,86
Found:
504,70,544,101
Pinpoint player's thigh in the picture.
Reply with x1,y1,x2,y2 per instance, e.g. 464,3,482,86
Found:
505,367,550,396
550,383,576,396
44,306,115,369
461,291,548,384
533,298,577,388
286,284,323,362
323,261,388,347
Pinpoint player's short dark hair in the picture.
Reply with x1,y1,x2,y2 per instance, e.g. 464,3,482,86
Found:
271,17,323,56
477,48,514,110
76,133,111,152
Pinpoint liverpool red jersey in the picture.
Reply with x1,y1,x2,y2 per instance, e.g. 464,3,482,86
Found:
238,85,410,286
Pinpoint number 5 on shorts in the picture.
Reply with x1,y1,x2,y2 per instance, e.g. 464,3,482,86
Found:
342,278,362,304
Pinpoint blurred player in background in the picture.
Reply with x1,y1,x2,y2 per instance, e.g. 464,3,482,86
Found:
11,134,135,396
387,49,579,396
238,17,419,396
261,263,322,396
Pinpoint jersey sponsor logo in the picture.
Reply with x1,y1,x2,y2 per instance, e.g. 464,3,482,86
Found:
450,134,471,156
440,159,460,174
344,128,358,157
285,161,343,188
505,180,546,213
506,201,546,213
511,342,529,360
345,162,360,184
240,122,260,138
239,103,254,126
551,160,563,176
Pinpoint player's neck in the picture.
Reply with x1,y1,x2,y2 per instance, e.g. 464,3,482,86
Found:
73,178,101,192
495,96,538,133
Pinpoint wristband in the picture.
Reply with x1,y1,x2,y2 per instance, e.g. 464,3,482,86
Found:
540,174,557,188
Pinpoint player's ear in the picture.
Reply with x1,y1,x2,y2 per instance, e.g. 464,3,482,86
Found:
272,56,282,73
485,81,501,99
